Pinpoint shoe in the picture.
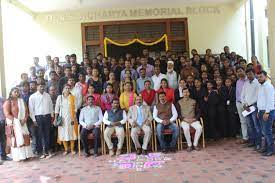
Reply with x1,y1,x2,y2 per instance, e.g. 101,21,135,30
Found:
93,153,99,158
142,149,148,155
39,154,46,159
116,149,122,156
63,151,69,156
194,146,200,151
254,145,261,151
257,148,267,153
1,156,12,161
45,153,53,159
186,146,192,152
109,149,115,157
262,152,273,157
170,148,176,153
236,139,248,144
71,151,77,155
136,148,142,155
243,143,254,148
162,149,168,154
84,152,91,157
0,161,3,165
248,143,255,147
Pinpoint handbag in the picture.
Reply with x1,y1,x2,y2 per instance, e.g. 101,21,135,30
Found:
55,96,63,126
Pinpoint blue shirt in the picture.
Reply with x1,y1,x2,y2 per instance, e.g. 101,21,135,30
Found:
120,68,138,81
136,106,144,127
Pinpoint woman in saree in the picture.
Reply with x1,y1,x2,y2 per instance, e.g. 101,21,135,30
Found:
101,83,117,112
119,82,137,112
3,87,33,161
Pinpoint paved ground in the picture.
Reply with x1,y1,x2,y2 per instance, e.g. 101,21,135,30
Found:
1,139,275,183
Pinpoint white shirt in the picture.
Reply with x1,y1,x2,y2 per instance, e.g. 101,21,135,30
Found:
151,73,166,91
241,78,259,106
71,86,83,109
153,103,178,123
257,81,275,113
166,70,178,89
44,68,54,81
29,91,54,121
103,110,127,126
178,87,184,98
79,105,103,129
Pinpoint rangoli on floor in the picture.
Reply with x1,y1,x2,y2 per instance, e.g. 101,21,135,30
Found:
109,153,171,171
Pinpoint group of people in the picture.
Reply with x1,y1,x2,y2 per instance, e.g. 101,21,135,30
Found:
0,46,274,164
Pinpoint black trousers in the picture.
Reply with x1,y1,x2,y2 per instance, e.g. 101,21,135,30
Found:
0,120,6,157
217,105,227,138
207,109,219,139
49,125,58,152
35,114,51,154
226,105,239,137
80,127,100,154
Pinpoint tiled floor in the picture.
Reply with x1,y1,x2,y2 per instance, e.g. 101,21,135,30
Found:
1,139,275,183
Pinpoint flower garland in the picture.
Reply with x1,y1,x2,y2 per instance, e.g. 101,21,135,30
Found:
104,34,168,56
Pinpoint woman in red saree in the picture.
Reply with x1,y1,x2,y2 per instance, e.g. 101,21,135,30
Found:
157,78,175,104
140,80,156,108
101,83,117,112
84,84,101,107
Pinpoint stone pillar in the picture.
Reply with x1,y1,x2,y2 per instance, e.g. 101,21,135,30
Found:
0,0,7,98
267,0,275,80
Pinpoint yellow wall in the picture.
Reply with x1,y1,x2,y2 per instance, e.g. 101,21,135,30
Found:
35,3,248,62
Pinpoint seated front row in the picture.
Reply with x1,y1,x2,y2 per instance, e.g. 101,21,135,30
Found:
79,91,203,157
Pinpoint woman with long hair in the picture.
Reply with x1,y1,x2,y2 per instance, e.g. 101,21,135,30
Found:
157,78,174,104
204,80,219,140
54,84,78,155
3,87,33,161
104,72,120,96
119,82,137,112
101,83,117,112
216,76,228,138
87,68,103,94
85,84,101,107
120,70,136,93
75,73,88,96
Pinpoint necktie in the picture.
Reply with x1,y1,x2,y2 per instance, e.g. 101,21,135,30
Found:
137,106,143,127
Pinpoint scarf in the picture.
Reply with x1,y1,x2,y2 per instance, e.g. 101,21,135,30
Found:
17,98,26,121
69,95,78,137
129,92,134,107
7,98,29,147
